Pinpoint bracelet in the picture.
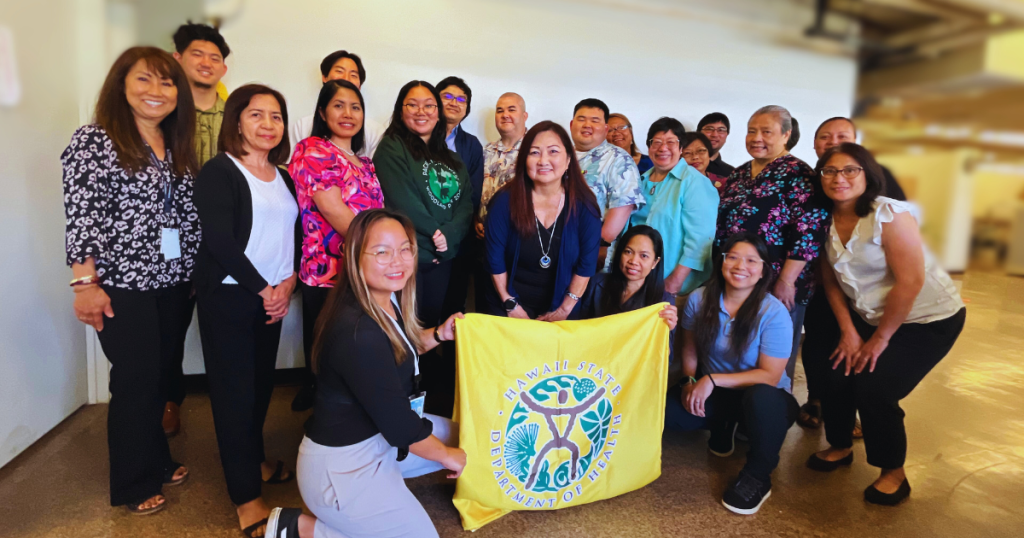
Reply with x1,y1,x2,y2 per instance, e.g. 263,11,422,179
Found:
566,291,580,302
685,376,697,386
70,275,99,287
707,373,717,387
433,325,444,343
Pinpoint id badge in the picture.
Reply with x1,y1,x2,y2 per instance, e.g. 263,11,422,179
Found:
409,391,426,418
161,228,181,260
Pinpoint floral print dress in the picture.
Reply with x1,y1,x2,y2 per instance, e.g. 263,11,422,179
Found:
289,137,384,287
716,154,829,305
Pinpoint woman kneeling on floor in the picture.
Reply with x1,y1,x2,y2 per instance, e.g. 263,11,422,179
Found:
267,208,467,538
665,232,798,515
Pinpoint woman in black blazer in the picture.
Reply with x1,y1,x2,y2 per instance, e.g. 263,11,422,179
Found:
193,85,301,538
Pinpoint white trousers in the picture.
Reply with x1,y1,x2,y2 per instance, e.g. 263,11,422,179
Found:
296,414,457,538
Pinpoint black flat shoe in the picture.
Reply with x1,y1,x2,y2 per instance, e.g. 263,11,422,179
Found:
806,452,854,472
864,478,911,506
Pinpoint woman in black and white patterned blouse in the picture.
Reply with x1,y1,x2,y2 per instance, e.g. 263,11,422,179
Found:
61,46,199,516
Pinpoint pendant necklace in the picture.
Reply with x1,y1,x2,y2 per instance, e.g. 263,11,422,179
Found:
328,138,356,157
535,193,565,269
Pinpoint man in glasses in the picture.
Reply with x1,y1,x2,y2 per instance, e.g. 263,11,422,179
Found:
698,112,734,193
289,50,382,159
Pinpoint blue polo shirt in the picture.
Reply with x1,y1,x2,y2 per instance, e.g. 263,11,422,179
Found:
681,287,793,391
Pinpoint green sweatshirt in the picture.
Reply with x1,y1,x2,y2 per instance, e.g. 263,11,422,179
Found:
373,134,473,264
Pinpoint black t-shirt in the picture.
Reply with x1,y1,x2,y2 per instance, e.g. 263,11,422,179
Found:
706,154,734,179
515,208,566,317
306,289,433,449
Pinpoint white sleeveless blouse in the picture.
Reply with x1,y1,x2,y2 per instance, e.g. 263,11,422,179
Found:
827,197,963,326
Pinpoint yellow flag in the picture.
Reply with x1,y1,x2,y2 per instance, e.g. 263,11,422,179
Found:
452,303,670,531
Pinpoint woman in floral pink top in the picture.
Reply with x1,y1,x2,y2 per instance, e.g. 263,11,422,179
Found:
288,80,384,411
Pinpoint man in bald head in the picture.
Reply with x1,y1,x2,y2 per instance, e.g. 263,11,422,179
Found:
478,92,529,230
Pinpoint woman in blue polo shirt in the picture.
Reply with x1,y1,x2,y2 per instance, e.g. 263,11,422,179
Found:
665,232,798,516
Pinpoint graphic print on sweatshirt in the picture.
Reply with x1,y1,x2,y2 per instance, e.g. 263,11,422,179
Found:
423,161,462,208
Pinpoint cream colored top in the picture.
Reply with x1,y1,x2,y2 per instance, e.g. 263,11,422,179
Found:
827,197,963,326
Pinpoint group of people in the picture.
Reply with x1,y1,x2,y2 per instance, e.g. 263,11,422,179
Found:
61,21,966,538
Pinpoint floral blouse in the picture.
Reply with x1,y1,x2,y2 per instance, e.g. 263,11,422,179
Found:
716,154,829,305
289,137,384,287
62,125,200,291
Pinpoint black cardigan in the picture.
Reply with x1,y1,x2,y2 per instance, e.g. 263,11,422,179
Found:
193,152,301,298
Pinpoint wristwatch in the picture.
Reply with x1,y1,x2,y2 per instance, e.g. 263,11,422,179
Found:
503,297,519,312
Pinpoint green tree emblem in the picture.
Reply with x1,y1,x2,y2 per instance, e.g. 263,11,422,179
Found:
428,166,459,205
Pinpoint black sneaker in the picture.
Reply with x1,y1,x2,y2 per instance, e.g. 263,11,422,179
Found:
291,384,315,412
708,421,738,457
266,507,303,538
722,471,772,515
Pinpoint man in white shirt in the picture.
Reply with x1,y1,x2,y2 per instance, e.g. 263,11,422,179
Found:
571,98,643,268
289,50,382,159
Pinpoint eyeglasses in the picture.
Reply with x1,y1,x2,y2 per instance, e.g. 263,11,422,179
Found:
724,253,763,265
701,126,729,135
441,93,467,104
364,245,416,265
682,148,709,158
609,125,631,132
648,139,680,150
403,103,438,114
820,166,864,179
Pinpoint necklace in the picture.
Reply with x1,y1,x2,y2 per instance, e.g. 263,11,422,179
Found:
328,138,355,156
534,193,565,269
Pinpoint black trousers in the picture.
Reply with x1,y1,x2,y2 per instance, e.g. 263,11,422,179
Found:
800,289,840,402
98,283,192,506
417,259,454,417
300,283,332,386
822,308,966,469
197,284,283,505
665,384,799,483
161,292,195,407
441,236,479,318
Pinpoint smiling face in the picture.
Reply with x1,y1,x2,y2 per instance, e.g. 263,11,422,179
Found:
320,86,363,141
401,85,439,141
440,85,468,127
238,93,285,155
820,152,867,204
570,107,608,152
649,130,682,172
360,218,415,295
323,57,362,88
606,116,633,152
814,119,856,159
495,94,527,140
174,40,226,90
682,139,710,175
526,130,570,188
700,121,729,155
746,113,790,161
721,241,765,292
619,234,660,283
124,59,179,124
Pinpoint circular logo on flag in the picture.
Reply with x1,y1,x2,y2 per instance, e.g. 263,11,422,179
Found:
491,369,617,508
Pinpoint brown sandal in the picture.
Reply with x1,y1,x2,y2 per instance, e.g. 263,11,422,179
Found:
125,495,166,516
797,401,823,429
241,517,269,538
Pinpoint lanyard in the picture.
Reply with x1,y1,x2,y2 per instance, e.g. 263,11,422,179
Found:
146,146,176,221
382,294,420,393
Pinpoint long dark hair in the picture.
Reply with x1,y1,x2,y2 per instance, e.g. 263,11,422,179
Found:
694,232,775,364
311,208,423,372
601,225,666,315
812,143,886,218
505,121,600,237
311,79,366,154
382,80,458,168
95,46,197,177
218,84,291,166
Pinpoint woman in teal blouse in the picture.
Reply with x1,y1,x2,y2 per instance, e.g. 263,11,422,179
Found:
629,117,720,296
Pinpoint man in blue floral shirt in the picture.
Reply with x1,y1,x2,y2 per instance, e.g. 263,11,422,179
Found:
571,98,644,269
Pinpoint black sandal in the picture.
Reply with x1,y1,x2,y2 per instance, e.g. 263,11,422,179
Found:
797,401,823,429
163,461,189,487
241,517,269,538
125,495,167,516
262,461,293,484
267,507,303,538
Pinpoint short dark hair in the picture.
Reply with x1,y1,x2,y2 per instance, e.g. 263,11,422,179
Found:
786,117,801,151
319,50,366,84
311,80,366,154
646,116,686,147
698,112,730,133
218,84,291,166
812,142,886,218
172,21,230,58
436,76,472,118
573,98,610,123
814,116,856,140
681,131,713,154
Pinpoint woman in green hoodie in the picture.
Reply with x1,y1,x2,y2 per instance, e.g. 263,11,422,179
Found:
374,80,472,415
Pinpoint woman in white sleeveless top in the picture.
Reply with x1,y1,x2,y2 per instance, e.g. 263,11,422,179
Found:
803,143,965,507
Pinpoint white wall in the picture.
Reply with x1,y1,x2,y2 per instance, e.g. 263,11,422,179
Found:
0,0,91,468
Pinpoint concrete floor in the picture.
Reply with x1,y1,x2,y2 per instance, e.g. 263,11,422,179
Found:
2,271,1023,538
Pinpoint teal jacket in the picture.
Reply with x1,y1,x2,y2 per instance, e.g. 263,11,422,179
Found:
630,160,719,295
